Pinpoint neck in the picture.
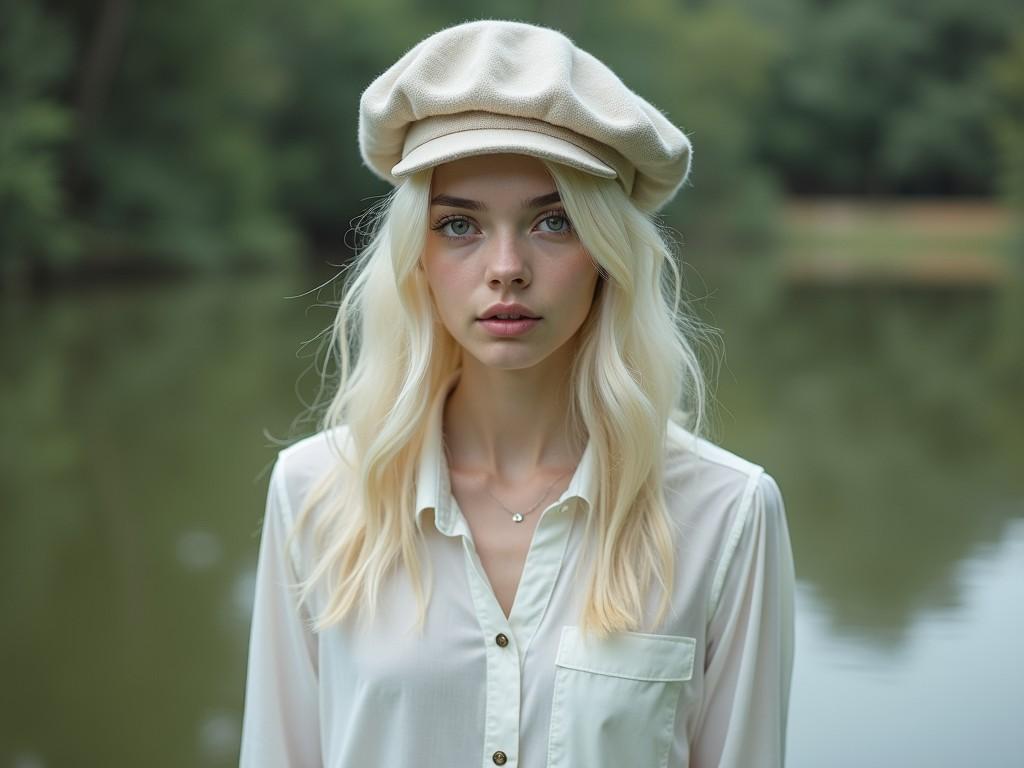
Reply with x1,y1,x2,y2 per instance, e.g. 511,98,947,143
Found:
442,349,584,481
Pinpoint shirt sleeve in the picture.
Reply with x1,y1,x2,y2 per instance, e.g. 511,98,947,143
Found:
691,471,796,768
239,454,323,767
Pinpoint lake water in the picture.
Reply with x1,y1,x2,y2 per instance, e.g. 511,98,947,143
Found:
790,520,1024,767
1,269,1021,767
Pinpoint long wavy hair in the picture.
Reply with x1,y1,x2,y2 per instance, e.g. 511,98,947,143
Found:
288,158,715,639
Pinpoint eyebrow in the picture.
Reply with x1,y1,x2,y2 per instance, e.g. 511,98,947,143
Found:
429,191,562,210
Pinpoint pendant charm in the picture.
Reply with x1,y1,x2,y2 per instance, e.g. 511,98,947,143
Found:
512,513,524,523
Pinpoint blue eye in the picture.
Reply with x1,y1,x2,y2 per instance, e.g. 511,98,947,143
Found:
446,219,473,236
537,213,572,234
430,211,573,239
432,216,479,239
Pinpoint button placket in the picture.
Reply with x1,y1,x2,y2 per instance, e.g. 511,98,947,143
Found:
459,500,580,768
507,502,577,655
464,539,522,768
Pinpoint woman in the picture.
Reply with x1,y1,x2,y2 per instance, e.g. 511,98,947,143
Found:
240,19,795,768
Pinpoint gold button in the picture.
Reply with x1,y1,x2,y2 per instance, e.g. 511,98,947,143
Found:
495,633,509,647
492,751,508,765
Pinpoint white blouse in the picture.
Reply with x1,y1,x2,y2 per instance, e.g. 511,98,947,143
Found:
240,374,796,768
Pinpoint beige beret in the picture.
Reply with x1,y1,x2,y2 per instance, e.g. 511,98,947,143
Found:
358,19,693,212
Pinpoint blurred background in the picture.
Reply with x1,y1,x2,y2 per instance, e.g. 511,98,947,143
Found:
1,0,1022,766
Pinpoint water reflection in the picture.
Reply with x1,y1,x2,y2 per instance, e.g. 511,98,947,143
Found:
709,286,1024,646
788,519,1024,767
0,275,324,767
0,270,1021,766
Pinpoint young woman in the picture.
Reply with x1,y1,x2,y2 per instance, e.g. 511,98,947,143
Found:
240,19,795,768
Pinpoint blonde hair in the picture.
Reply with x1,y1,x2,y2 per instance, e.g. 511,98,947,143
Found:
288,159,714,639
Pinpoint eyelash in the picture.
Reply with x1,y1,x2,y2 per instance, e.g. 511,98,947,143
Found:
430,209,574,241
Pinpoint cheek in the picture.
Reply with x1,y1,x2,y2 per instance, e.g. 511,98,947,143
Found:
554,251,600,316
422,257,475,323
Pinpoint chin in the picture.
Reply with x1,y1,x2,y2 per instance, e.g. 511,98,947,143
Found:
480,356,544,372
467,346,551,372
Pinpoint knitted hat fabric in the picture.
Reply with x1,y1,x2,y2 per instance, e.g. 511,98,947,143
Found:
358,19,693,212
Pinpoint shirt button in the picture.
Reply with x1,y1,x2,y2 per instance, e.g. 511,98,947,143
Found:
492,751,508,765
495,633,509,647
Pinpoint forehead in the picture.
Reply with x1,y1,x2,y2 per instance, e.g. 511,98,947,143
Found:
430,153,557,200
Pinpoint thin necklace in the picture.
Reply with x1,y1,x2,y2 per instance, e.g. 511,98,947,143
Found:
444,441,573,523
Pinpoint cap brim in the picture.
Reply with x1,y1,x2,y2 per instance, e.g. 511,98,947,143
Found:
391,128,617,179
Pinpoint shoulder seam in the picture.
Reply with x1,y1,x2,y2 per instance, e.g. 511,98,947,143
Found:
666,421,764,479
707,466,765,618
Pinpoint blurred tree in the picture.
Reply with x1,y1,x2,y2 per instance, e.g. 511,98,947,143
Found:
3,0,1023,281
578,0,784,245
64,0,299,273
0,0,74,290
746,0,1023,195
259,0,436,255
991,30,1024,216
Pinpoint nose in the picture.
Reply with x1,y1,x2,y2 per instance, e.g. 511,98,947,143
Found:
484,230,531,289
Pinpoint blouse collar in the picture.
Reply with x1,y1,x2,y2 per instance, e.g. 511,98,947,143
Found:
415,369,596,537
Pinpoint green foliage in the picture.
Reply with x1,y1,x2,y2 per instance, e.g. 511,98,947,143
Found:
75,0,299,271
577,0,784,240
1,0,1022,279
991,31,1024,211
257,0,438,249
989,29,1024,281
749,0,1023,195
0,1,74,280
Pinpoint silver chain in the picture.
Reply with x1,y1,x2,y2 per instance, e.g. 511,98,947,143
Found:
443,441,573,523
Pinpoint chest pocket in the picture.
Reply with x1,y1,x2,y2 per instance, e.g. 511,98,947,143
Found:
546,625,695,768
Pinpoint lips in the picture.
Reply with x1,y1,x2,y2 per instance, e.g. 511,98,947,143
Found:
478,317,541,337
479,302,541,320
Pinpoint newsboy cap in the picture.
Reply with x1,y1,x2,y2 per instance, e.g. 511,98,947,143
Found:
358,19,693,212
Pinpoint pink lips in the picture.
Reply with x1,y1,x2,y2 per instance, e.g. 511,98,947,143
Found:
478,317,541,336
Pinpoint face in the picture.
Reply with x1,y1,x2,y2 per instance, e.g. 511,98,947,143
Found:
420,153,600,373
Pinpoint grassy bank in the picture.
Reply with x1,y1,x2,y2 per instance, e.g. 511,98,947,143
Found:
782,199,1015,286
